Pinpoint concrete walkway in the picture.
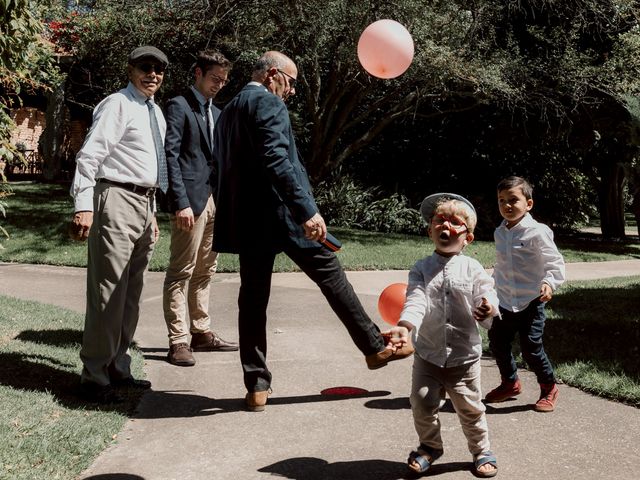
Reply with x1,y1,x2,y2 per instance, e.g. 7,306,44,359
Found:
1,260,639,480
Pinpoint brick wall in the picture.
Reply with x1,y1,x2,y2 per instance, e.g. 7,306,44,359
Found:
7,106,90,168
10,107,46,151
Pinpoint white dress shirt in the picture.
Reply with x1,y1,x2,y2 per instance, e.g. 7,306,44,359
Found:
400,252,499,368
493,213,566,312
70,82,166,211
189,86,209,119
190,86,213,145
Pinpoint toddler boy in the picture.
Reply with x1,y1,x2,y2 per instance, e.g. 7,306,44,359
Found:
392,193,499,478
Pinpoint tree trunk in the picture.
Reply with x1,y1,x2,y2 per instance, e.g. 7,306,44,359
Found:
40,82,67,182
598,160,626,238
632,193,640,238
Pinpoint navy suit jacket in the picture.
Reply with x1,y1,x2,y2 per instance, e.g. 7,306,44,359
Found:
164,89,220,216
213,84,318,254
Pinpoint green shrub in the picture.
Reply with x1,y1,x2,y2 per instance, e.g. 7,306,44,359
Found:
315,172,422,234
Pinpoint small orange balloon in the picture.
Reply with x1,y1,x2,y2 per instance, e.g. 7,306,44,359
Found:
377,282,408,325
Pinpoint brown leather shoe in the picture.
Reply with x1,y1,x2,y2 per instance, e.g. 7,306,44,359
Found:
245,390,270,412
168,342,196,366
190,331,239,352
366,341,415,370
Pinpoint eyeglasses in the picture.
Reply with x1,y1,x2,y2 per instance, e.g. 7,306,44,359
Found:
277,69,297,88
135,62,166,74
208,74,228,86
432,213,468,234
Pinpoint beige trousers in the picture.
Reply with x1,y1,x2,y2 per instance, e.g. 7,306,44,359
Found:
410,355,491,456
80,182,155,386
163,195,218,345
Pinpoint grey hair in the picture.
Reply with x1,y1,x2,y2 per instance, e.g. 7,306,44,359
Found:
253,51,291,74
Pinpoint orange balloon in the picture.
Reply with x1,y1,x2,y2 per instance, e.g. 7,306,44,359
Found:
357,19,414,79
377,282,408,325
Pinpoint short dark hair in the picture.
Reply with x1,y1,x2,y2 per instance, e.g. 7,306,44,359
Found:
497,176,533,200
195,50,232,74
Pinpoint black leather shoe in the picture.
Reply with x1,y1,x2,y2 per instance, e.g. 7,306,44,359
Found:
112,377,152,389
78,382,124,404
190,331,239,352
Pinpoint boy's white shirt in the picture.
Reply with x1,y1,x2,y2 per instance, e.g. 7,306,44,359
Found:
400,252,499,368
493,212,566,312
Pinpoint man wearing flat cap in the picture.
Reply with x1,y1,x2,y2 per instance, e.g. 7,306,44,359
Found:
70,45,169,403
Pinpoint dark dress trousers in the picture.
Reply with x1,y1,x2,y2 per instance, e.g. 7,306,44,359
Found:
165,88,220,215
213,84,383,392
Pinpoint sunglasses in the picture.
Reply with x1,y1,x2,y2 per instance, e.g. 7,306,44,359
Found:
277,69,297,88
135,62,166,74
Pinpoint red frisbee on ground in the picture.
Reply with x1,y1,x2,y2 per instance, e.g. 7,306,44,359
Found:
320,386,369,396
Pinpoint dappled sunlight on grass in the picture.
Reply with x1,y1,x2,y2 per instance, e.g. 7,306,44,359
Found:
545,277,640,405
1,182,639,271
0,294,147,479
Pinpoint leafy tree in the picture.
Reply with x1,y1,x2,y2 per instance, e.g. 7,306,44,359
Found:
1,0,59,247
48,0,640,234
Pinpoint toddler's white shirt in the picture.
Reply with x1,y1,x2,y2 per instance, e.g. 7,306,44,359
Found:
400,252,498,368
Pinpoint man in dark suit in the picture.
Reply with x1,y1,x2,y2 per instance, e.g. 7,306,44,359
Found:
163,50,238,367
213,51,413,411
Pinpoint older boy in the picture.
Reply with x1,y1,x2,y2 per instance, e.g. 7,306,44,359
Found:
486,176,565,412
393,193,499,478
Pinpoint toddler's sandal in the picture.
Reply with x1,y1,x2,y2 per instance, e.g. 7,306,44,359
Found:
473,451,498,478
407,445,443,474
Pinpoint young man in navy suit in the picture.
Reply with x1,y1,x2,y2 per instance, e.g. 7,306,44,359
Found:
213,51,413,411
163,50,238,366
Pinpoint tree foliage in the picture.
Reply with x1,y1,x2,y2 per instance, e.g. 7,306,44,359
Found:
1,0,59,247
1,0,57,162
47,0,640,235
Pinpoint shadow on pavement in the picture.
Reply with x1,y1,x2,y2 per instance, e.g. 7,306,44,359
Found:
135,389,392,418
258,456,410,479
258,456,473,479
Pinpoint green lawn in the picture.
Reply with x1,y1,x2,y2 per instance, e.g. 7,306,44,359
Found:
0,181,638,479
0,295,146,480
1,181,639,271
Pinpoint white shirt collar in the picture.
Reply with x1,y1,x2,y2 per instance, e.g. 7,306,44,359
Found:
190,85,209,107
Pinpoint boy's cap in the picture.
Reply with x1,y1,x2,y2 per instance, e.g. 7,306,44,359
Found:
128,46,169,66
420,193,476,223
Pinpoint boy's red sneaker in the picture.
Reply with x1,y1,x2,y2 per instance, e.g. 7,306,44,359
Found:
534,383,559,412
484,378,522,403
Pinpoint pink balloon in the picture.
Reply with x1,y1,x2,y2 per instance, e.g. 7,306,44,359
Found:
357,19,414,79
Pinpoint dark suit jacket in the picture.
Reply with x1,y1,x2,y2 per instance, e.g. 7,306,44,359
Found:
164,88,220,216
213,84,318,254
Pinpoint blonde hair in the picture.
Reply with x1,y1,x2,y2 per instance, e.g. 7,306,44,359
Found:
434,199,477,233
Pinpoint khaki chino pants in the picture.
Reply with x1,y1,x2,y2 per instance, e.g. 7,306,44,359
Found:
80,182,156,386
163,195,218,345
410,355,491,456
